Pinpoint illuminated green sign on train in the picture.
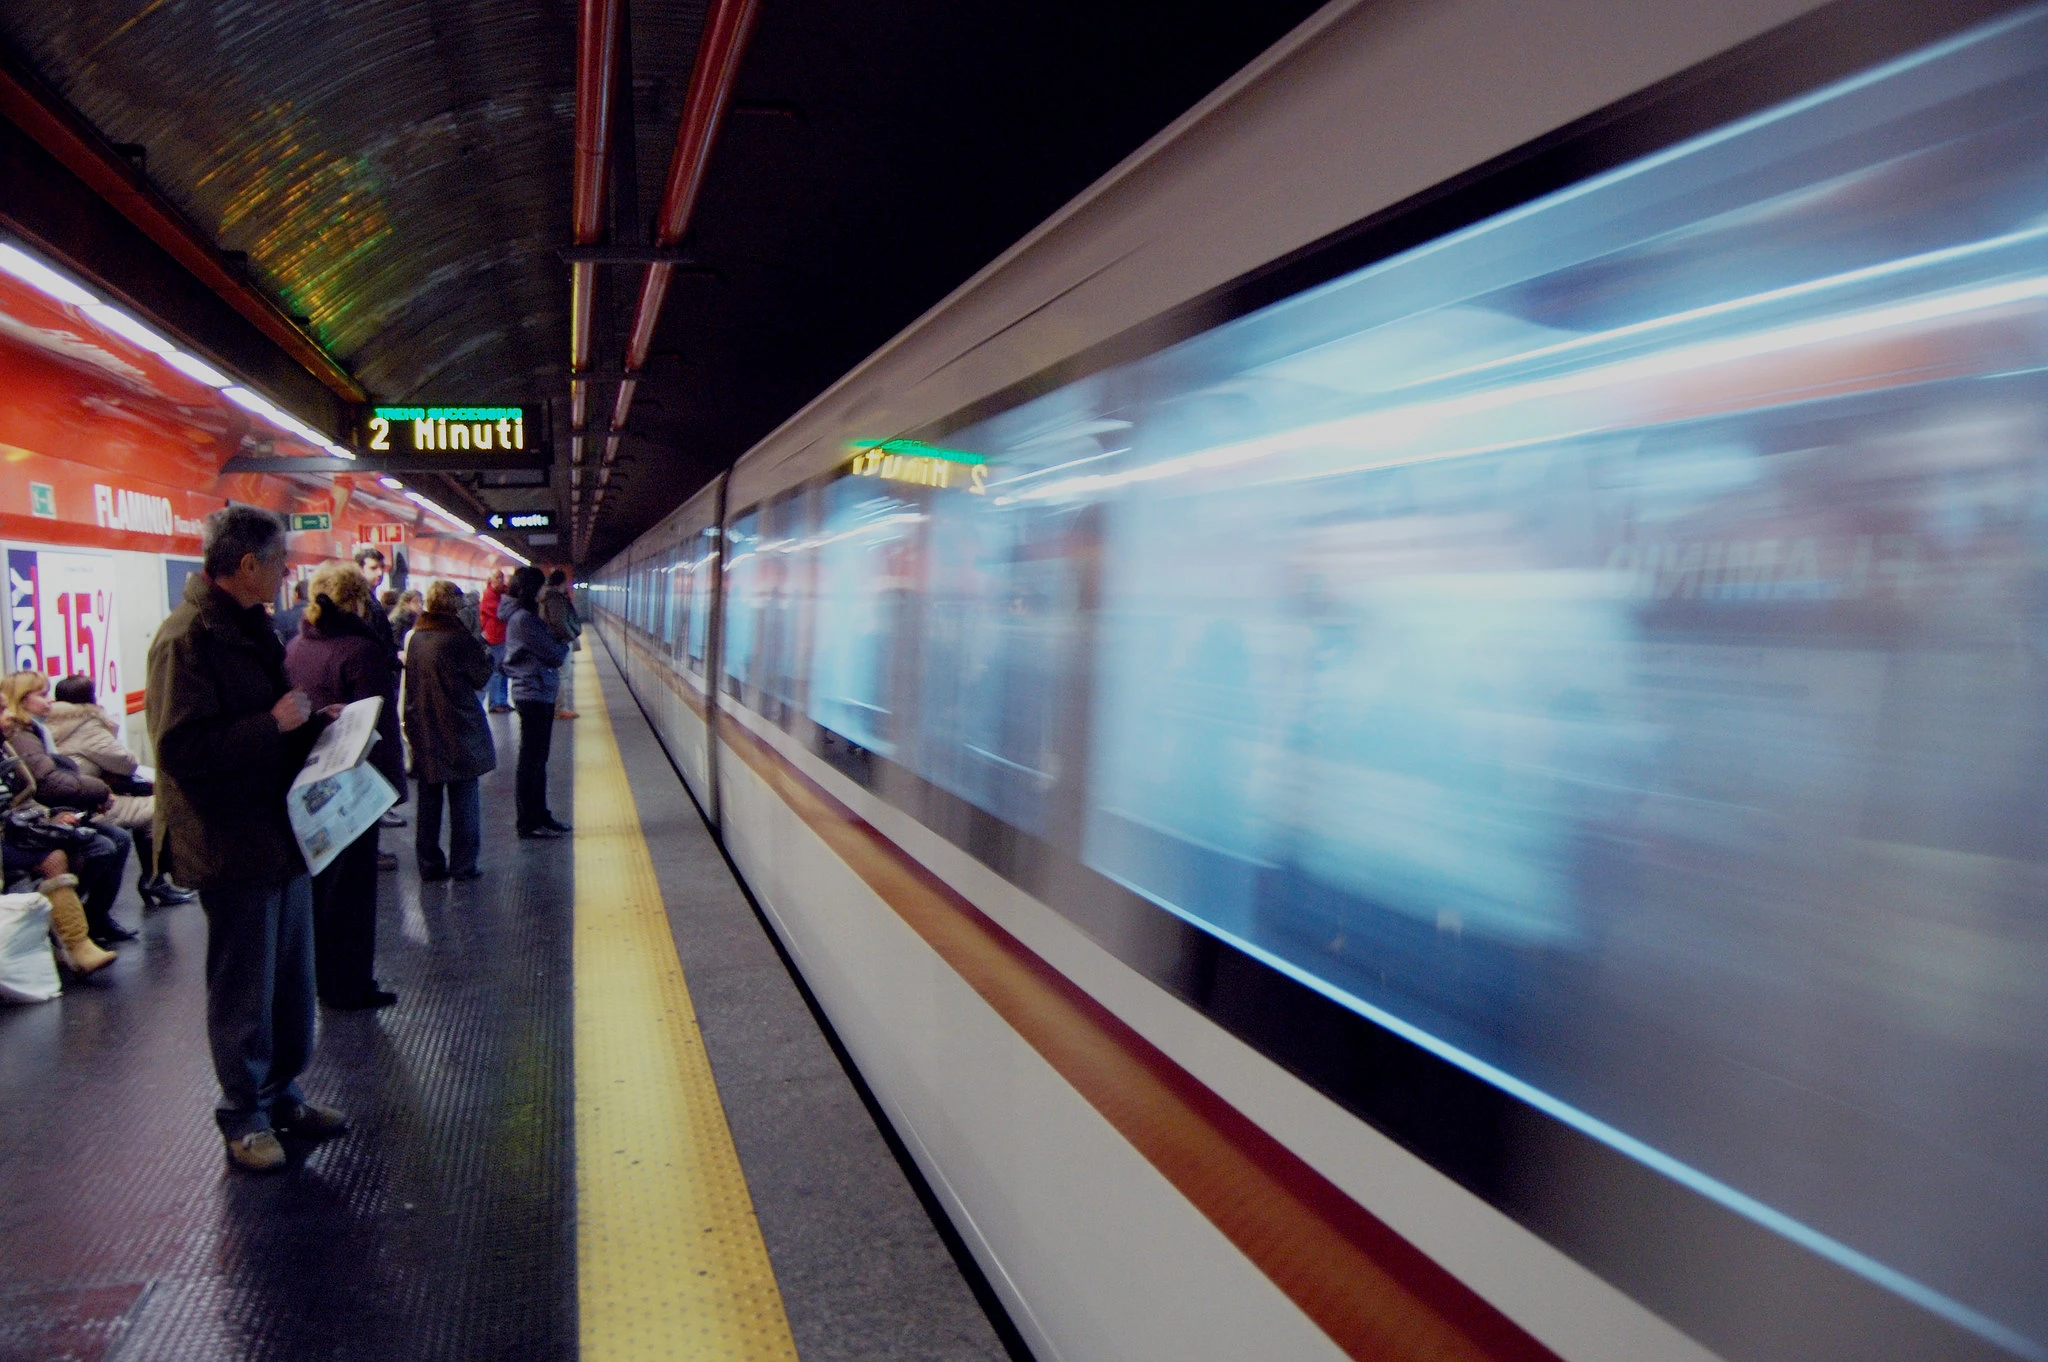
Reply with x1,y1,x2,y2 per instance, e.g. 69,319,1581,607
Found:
367,407,526,454
847,438,986,493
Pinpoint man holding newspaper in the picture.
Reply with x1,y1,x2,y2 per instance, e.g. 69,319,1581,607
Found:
148,507,393,1174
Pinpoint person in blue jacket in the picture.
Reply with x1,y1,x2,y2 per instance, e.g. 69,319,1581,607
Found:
499,566,571,838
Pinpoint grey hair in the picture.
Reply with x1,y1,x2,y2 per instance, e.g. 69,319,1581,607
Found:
201,504,287,578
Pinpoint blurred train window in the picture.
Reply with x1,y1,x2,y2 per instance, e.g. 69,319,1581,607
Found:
687,527,715,675
757,490,815,725
722,510,763,700
910,474,1092,840
921,7,2048,1346
805,475,925,759
668,540,689,656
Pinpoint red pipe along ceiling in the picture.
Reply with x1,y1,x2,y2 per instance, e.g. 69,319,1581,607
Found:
569,0,623,502
578,0,762,551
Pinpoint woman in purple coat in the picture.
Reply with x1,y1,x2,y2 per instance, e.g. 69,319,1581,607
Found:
285,560,406,1010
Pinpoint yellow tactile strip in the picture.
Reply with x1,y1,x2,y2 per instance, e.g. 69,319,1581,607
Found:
573,648,800,1361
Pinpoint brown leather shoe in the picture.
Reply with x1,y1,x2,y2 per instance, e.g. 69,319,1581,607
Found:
225,1129,287,1172
275,1101,349,1139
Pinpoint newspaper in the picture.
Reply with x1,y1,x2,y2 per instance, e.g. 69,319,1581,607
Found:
287,697,398,877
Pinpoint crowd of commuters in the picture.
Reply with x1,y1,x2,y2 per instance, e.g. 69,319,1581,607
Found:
2,504,582,1174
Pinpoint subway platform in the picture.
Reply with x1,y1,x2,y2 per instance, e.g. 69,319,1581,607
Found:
0,648,1014,1362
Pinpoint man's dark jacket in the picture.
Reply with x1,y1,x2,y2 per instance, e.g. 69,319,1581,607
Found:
402,611,497,784
284,603,407,803
147,573,325,889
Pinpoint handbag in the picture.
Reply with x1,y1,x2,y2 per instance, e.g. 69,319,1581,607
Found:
0,742,99,854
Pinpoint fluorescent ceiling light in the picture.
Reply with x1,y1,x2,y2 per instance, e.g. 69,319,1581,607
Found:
378,476,404,490
222,385,282,420
82,303,176,355
404,489,474,533
0,243,98,308
477,534,530,566
161,350,232,388
222,384,338,454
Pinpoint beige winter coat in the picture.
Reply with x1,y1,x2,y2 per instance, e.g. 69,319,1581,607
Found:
45,701,152,829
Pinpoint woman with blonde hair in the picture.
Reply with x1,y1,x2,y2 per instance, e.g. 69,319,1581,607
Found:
0,670,134,953
284,560,406,1010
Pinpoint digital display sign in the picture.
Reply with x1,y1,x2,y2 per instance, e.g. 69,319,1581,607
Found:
846,438,986,494
485,511,556,532
367,407,526,455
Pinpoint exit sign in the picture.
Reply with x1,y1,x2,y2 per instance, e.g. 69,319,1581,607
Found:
485,511,556,532
289,512,331,531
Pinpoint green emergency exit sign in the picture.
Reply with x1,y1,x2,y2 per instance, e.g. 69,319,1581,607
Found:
289,513,332,531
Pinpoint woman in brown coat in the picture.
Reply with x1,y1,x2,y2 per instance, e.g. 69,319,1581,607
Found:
402,580,496,880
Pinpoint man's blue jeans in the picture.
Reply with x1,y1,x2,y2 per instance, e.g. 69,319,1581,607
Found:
200,876,315,1137
487,642,509,708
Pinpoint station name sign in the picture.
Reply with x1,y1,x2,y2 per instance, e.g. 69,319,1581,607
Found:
367,407,527,455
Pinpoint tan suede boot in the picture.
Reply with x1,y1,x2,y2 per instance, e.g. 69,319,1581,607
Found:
43,874,115,975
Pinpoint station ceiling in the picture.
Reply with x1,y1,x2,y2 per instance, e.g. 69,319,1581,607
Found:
0,0,1323,566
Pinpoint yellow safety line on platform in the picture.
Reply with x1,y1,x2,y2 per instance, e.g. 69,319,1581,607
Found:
572,648,799,1361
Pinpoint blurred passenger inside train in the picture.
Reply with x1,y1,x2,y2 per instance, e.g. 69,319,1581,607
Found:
403,580,496,880
285,560,406,1010
390,588,423,655
274,577,309,646
46,673,197,907
538,569,582,720
500,565,570,838
481,569,511,712
0,671,135,946
150,504,346,1172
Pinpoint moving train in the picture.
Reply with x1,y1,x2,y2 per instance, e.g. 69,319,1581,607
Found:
592,2,2048,1358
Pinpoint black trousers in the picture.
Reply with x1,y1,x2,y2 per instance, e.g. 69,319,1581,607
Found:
310,825,380,1004
201,875,315,1137
515,701,556,832
416,778,481,876
76,824,131,936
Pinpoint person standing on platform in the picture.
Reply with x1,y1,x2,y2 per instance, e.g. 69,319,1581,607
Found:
403,580,496,879
149,505,347,1173
500,566,570,839
537,568,583,720
390,588,423,654
480,569,510,713
273,577,308,646
356,547,407,836
354,547,398,655
286,560,406,1011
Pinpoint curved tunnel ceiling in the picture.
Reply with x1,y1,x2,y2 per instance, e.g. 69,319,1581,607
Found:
0,0,1324,564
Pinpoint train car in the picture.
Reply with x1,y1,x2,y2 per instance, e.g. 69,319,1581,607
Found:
592,1,2048,1359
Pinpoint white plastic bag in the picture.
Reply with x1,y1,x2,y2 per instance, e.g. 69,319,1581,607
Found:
0,892,60,1003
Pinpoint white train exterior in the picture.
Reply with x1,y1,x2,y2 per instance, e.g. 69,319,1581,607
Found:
593,2,2048,1359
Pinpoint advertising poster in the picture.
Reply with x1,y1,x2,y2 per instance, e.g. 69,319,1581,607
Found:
8,548,121,701
164,557,202,614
